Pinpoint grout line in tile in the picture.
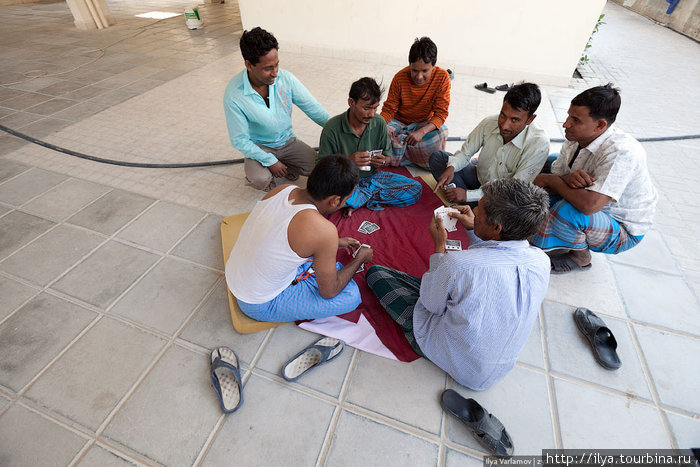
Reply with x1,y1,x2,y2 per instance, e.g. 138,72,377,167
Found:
625,320,678,448
15,398,95,440
314,347,360,466
101,255,167,312
192,412,227,467
0,165,34,189
437,375,451,465
67,439,96,467
539,306,564,449
169,276,223,339
246,367,341,407
341,401,443,444
92,436,161,466
540,296,700,341
548,370,658,406
659,404,700,420
163,210,210,255
0,221,62,263
0,271,43,328
92,338,171,438
314,404,343,467
17,314,103,397
246,326,276,374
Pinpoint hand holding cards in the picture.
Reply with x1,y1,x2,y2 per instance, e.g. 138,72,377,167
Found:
352,243,372,273
361,150,384,171
352,244,371,258
433,206,459,232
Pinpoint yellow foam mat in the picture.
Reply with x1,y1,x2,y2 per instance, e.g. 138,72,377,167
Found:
420,174,450,206
221,213,287,334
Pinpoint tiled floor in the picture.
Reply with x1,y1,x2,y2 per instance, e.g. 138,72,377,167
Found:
1,1,699,465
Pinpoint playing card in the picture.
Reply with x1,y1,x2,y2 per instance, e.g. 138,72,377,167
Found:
358,221,379,234
445,239,462,251
353,244,371,258
364,223,379,234
433,206,459,232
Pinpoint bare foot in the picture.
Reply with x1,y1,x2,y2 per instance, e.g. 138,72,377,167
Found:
342,207,356,218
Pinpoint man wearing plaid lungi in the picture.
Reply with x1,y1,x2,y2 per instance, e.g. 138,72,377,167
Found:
380,37,451,168
318,77,421,216
531,84,657,274
367,179,550,390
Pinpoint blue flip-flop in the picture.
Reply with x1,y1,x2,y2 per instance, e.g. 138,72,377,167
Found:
281,337,344,382
210,346,243,413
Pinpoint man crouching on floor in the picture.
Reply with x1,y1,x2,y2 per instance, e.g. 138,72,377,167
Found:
366,178,550,390
226,155,373,322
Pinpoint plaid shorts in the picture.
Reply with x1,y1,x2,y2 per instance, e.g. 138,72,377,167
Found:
365,265,425,357
387,120,448,168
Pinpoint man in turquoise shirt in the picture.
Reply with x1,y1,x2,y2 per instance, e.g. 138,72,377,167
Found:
224,27,330,191
318,77,421,215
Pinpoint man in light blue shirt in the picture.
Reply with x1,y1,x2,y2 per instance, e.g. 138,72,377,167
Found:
367,178,550,390
223,27,330,191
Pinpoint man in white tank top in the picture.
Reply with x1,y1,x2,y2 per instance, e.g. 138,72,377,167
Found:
226,155,373,322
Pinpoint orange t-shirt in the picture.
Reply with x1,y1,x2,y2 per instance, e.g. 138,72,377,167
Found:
380,66,451,129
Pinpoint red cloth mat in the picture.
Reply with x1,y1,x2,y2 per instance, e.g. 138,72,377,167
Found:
326,167,471,362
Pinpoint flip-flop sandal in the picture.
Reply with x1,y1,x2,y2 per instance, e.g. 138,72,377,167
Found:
550,254,592,274
474,82,496,94
573,308,622,370
210,346,243,413
440,389,514,458
285,173,300,181
281,337,344,382
495,83,510,91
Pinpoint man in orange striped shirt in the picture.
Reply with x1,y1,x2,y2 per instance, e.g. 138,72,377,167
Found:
381,37,451,168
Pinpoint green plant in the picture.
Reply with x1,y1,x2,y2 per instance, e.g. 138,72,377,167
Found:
579,14,606,66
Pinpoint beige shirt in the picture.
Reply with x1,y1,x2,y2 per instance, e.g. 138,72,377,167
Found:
449,115,550,185
551,125,658,236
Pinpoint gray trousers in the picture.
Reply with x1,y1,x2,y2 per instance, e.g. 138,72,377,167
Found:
244,137,317,190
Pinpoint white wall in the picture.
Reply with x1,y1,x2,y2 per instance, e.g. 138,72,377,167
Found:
238,0,607,86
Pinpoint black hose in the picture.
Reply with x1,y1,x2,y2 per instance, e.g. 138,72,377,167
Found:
0,124,244,168
447,135,700,143
1,123,699,169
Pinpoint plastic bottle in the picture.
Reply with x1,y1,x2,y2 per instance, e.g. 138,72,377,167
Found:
184,7,202,29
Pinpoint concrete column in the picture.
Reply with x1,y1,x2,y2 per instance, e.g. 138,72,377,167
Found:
66,0,115,30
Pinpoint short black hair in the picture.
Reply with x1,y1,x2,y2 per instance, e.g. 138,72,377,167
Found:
307,155,359,201
349,77,384,105
239,27,278,65
504,82,541,117
571,83,621,125
408,37,437,65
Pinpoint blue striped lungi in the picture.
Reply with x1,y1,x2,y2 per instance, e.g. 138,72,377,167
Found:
531,199,643,254
346,171,422,211
236,262,361,322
